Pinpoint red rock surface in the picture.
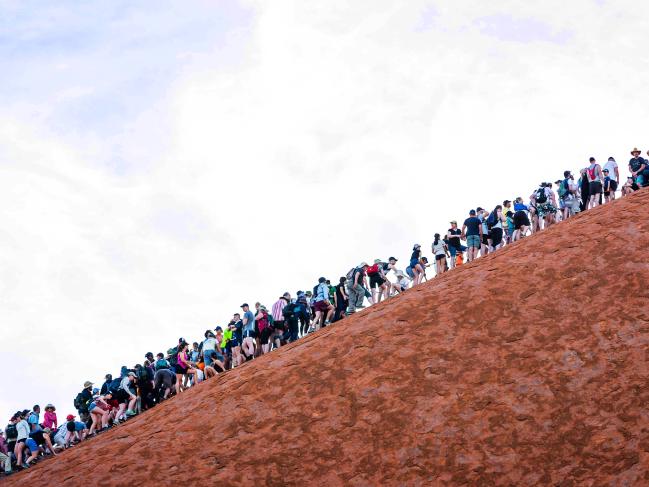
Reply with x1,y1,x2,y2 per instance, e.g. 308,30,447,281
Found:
10,190,649,486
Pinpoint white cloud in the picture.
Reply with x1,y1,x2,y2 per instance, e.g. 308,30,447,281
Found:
1,0,649,420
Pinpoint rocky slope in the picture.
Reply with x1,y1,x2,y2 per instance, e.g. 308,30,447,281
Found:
10,189,649,486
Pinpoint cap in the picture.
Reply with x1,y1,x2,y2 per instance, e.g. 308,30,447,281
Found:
589,157,595,162
450,220,457,225
374,259,381,264
603,168,609,173
83,381,93,389
215,326,223,332
469,209,476,215
145,352,153,357
92,388,99,394
413,244,421,249
66,414,75,421
128,371,136,378
240,303,249,308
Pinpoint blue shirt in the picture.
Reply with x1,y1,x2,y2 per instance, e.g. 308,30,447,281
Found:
463,217,481,236
243,311,255,332
315,282,329,302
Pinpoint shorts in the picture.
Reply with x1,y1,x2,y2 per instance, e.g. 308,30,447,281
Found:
537,203,557,218
490,227,503,247
368,274,386,288
482,234,490,246
243,329,256,339
314,300,330,312
273,320,285,331
448,245,466,257
74,422,86,432
589,181,602,195
114,388,130,403
16,438,27,444
513,211,530,230
88,403,97,412
466,235,480,248
604,180,618,193
435,254,445,261
25,438,39,452
229,337,240,347
203,349,216,366
174,364,187,375
260,327,273,345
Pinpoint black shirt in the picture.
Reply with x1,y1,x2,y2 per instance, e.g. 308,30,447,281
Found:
629,156,647,173
463,217,481,236
447,228,461,249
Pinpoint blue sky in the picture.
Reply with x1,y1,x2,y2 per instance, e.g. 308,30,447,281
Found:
1,0,648,422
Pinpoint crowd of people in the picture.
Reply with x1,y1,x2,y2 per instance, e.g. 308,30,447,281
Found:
2,148,647,477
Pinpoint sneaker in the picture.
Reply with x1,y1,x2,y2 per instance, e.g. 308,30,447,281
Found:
125,410,137,417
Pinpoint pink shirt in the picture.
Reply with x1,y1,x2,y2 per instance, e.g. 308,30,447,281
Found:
43,411,58,429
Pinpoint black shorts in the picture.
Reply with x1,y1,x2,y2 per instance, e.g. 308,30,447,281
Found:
604,180,618,193
174,364,187,375
114,388,131,403
368,274,385,288
482,234,490,245
243,329,256,339
513,211,530,230
435,254,445,261
490,228,503,247
273,320,285,331
589,181,602,195
260,327,273,345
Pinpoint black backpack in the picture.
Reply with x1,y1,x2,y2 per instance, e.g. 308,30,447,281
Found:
136,367,149,383
282,303,296,319
536,188,548,204
108,378,122,394
73,392,85,411
5,423,17,439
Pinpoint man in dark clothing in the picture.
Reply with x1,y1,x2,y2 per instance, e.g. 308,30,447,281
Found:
77,381,94,423
461,210,483,262
629,147,649,187
100,374,113,395
446,221,466,269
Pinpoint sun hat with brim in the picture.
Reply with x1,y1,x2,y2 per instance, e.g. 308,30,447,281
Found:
45,404,55,411
631,147,641,155
83,381,93,389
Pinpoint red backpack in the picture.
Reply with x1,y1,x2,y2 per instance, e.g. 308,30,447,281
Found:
367,264,379,275
257,310,269,332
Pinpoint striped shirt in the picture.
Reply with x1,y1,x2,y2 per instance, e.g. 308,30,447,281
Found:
271,299,286,322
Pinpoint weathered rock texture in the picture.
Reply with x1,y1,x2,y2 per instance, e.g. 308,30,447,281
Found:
11,189,649,486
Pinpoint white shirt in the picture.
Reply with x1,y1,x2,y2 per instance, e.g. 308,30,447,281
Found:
16,420,30,440
603,160,618,181
203,337,217,352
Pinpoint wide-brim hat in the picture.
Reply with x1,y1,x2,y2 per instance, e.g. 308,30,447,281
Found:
631,147,641,155
83,381,93,388
45,403,55,411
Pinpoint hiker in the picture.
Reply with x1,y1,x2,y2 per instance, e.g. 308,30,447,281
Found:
282,297,299,342
202,330,223,370
332,277,348,322
87,391,111,435
476,208,491,256
391,270,410,293
578,168,590,212
294,292,311,337
313,277,334,330
175,342,198,392
512,198,531,242
75,381,94,423
42,404,57,430
154,367,177,400
586,157,603,209
270,294,288,347
0,429,12,476
255,304,274,353
431,233,448,276
14,411,30,469
116,372,138,417
100,374,113,395
409,244,425,285
446,221,466,269
621,176,636,196
603,156,619,201
487,205,505,251
629,148,649,187
347,263,368,314
462,210,482,262
366,260,388,303
240,303,256,359
533,183,557,228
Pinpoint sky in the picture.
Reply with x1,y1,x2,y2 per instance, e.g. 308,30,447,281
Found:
1,0,649,421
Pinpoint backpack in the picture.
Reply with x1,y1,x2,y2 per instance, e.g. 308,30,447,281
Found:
73,392,85,411
345,267,356,281
366,264,379,275
136,366,149,383
108,378,122,394
257,310,270,332
535,188,548,204
558,180,568,198
486,211,497,230
154,358,169,371
282,303,296,319
167,347,179,366
5,423,17,439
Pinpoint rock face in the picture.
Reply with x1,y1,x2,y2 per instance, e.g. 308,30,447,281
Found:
11,190,649,486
